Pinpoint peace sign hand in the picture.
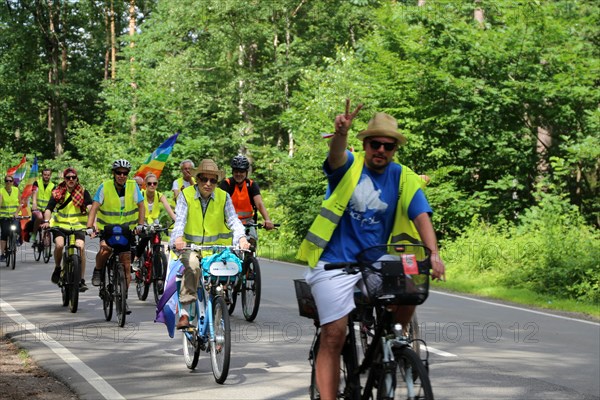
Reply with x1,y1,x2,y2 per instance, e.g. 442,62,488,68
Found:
334,99,363,137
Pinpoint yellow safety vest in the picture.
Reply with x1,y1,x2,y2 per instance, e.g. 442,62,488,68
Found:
182,185,230,245
297,153,424,267
50,192,87,230
144,190,163,224
0,187,19,218
97,179,139,230
36,181,54,210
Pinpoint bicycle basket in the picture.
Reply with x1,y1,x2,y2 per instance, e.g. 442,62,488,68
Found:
201,247,242,286
358,244,430,306
294,279,319,320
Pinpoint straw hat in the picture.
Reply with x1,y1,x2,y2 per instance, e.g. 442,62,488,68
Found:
356,112,407,145
192,159,224,180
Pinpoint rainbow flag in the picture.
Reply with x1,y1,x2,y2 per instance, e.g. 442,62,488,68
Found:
12,160,28,187
135,132,179,181
7,155,26,179
20,156,38,201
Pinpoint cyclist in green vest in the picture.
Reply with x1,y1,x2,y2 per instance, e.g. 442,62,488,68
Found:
41,168,93,291
171,159,196,201
0,175,20,262
297,100,446,400
87,159,145,313
31,168,54,243
170,159,250,329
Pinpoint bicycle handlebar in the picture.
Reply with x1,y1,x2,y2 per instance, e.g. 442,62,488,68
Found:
244,222,281,229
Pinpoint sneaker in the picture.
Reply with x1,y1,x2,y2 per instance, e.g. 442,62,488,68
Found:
51,267,61,284
132,259,141,272
125,303,132,315
91,269,102,286
79,280,88,292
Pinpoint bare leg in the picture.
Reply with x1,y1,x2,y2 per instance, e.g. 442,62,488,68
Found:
316,316,348,400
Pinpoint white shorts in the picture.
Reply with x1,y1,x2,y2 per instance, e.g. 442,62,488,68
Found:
304,261,362,325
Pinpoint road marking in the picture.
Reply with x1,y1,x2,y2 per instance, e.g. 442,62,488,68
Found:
0,298,125,400
427,346,457,357
432,290,600,326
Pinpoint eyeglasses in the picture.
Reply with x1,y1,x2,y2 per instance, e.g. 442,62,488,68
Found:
65,175,78,180
146,182,158,186
198,176,218,184
4,179,13,183
114,170,129,176
368,140,396,152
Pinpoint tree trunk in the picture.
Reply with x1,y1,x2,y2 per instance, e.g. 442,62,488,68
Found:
129,0,137,138
48,0,64,156
110,0,117,80
474,0,485,26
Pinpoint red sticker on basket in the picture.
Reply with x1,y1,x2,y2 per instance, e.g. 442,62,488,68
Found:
402,254,419,275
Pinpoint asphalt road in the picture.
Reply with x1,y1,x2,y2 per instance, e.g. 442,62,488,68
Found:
1,241,599,399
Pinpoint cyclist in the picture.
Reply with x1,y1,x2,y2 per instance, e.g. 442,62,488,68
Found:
87,159,145,313
297,100,446,400
0,175,20,262
170,159,250,329
30,168,54,243
40,168,93,291
132,172,176,272
219,154,275,245
171,159,196,201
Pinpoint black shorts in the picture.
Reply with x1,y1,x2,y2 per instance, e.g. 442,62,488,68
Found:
52,228,86,242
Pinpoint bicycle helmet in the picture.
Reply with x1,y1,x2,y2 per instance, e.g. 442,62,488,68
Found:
112,159,132,171
231,155,250,171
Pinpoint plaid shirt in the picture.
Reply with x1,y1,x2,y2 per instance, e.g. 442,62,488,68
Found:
170,186,244,248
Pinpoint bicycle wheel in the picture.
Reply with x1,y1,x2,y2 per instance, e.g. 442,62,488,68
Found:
241,256,261,321
227,284,238,315
391,346,434,400
68,254,81,313
103,262,114,321
136,252,149,301
42,231,52,263
61,264,69,307
210,295,231,384
8,233,16,270
33,233,42,261
183,300,201,370
115,264,127,327
152,250,167,305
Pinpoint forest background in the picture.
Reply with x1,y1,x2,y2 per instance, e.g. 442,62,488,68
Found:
1,0,598,316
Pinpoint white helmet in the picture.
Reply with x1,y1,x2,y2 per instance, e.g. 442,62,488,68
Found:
112,159,131,171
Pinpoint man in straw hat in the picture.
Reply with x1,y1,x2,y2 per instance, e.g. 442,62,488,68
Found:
297,99,445,399
170,159,250,329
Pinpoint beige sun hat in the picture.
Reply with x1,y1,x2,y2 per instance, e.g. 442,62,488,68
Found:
192,159,224,180
356,112,407,145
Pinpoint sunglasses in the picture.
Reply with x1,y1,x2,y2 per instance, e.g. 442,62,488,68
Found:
4,179,13,183
368,140,396,152
65,175,78,180
114,171,129,176
146,182,158,186
198,176,218,184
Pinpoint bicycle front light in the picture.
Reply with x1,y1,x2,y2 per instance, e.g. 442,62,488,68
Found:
10,225,16,231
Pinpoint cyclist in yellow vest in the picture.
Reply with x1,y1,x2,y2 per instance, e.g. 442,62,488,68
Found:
132,172,176,272
297,100,446,399
87,159,145,313
31,168,54,243
0,175,20,262
41,168,93,291
171,159,196,201
170,159,250,329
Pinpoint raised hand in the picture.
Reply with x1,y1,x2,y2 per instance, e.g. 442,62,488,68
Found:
334,98,363,137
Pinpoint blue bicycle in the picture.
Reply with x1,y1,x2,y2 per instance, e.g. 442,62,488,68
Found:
178,245,241,384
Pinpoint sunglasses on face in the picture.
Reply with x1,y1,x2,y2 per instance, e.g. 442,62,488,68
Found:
198,176,218,184
368,140,396,152
65,175,78,180
146,181,158,186
114,171,128,176
4,179,13,183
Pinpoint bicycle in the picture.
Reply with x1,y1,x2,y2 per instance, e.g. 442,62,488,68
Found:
295,243,434,400
134,222,169,304
98,225,132,328
227,222,279,322
50,227,85,313
178,244,239,384
3,216,29,270
31,222,49,262
41,227,53,263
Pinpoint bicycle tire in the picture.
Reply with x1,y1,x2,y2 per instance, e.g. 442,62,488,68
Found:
103,260,114,322
61,266,69,307
8,233,16,270
33,233,42,261
69,254,80,313
210,295,231,384
136,252,150,301
183,299,201,370
42,231,52,263
115,263,127,327
152,250,167,305
227,285,238,315
391,346,433,400
241,256,261,322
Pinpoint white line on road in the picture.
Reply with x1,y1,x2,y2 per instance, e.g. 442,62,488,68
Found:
0,298,125,400
427,346,457,357
432,290,600,326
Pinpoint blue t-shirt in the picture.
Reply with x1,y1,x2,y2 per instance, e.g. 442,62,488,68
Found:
320,151,431,263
